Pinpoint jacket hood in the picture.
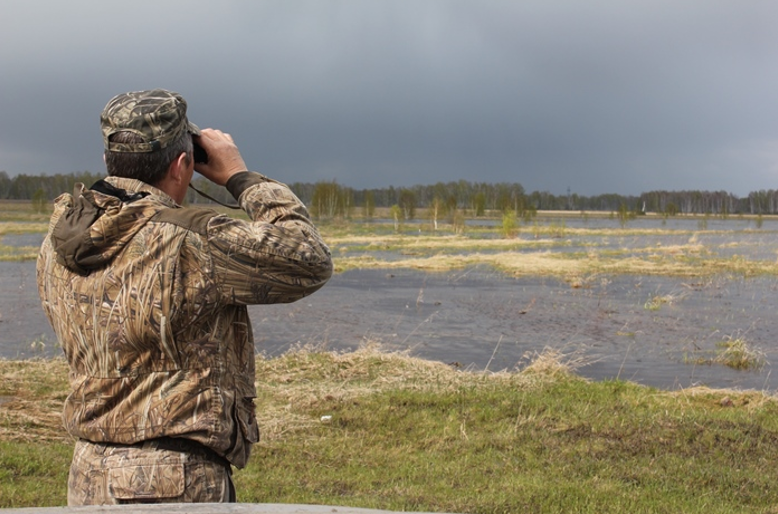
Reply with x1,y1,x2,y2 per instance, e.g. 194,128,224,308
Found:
50,178,173,275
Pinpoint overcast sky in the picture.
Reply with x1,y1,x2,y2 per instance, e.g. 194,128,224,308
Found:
2,1,778,196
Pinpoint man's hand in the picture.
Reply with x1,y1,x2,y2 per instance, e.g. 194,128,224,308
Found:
193,129,248,186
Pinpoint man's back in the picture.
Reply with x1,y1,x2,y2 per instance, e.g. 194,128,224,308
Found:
38,174,332,468
37,88,332,505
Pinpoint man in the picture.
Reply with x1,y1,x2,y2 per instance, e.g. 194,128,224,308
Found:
37,89,333,504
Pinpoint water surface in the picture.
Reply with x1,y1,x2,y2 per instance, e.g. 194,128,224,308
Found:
8,258,777,392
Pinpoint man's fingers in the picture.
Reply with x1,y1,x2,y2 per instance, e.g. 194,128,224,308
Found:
192,128,247,185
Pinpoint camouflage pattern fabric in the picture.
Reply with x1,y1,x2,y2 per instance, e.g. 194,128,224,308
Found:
67,439,234,505
101,89,201,153
37,173,332,472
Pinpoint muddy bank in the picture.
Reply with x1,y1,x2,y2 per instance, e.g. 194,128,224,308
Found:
3,260,777,392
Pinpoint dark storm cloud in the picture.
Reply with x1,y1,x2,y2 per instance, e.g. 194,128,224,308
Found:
2,0,778,195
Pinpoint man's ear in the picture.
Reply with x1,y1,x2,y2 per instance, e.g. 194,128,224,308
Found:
169,152,189,183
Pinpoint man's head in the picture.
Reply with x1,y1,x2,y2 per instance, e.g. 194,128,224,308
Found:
101,89,198,186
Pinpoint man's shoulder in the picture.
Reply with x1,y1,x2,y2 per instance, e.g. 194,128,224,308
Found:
99,176,221,235
152,206,222,235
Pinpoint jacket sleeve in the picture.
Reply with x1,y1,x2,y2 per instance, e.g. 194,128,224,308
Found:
205,172,333,305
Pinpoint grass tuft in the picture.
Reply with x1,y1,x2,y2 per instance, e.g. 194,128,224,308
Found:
684,337,768,371
714,337,768,371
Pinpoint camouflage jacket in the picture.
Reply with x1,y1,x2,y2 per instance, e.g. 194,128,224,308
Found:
37,173,332,468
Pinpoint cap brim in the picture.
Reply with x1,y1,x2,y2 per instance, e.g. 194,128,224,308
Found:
188,121,201,136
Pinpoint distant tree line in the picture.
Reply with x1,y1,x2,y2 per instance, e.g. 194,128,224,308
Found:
0,171,105,203
2,170,777,218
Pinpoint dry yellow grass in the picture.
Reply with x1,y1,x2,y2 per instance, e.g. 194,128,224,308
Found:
0,346,585,445
253,344,588,442
334,242,776,278
0,222,48,236
327,233,558,249
0,359,70,442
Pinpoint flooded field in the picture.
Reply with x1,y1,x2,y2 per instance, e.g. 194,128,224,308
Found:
3,215,778,392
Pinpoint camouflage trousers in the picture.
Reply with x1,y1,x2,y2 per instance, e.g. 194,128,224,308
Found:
67,438,235,505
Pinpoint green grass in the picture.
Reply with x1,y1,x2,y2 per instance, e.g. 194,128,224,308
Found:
4,349,778,512
241,381,778,513
0,441,72,507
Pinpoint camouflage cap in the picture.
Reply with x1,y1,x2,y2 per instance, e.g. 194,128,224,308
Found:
101,89,201,153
